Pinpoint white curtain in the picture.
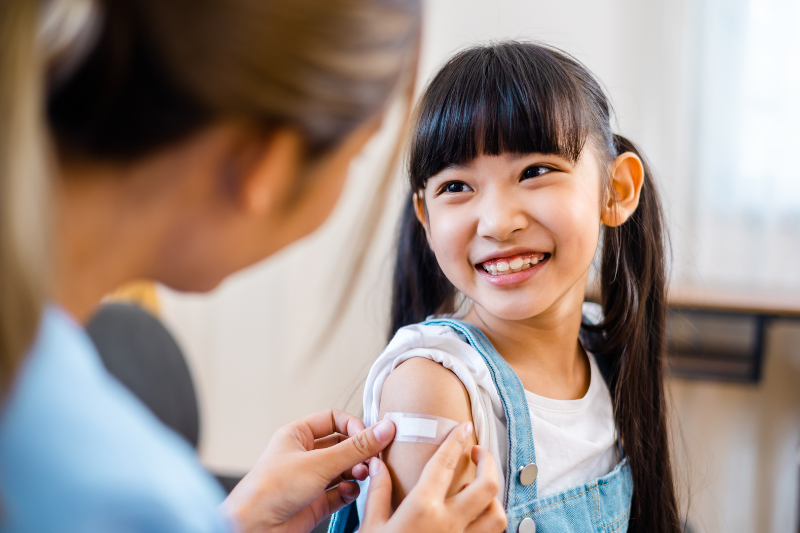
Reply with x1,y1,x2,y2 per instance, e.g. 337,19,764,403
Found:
690,0,800,290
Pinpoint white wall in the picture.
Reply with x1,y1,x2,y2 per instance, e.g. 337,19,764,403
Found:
158,1,799,531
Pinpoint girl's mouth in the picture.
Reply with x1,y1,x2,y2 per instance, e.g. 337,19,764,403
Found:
477,252,550,276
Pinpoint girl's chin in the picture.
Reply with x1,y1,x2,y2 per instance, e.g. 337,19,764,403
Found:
472,300,548,322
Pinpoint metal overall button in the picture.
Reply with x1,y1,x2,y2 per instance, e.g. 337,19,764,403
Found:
519,517,536,533
519,463,538,486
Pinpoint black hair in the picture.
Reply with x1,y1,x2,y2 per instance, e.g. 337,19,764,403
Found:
390,41,679,533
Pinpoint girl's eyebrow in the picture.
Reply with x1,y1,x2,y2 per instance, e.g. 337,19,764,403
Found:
443,152,564,170
438,154,529,173
434,152,572,179
432,163,472,176
511,152,568,161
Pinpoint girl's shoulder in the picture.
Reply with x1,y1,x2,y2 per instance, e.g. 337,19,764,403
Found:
363,320,499,427
377,320,493,379
386,320,473,353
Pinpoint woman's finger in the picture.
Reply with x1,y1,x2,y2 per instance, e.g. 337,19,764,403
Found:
316,435,374,479
315,420,395,481
300,409,367,441
331,481,361,512
352,462,369,481
359,459,392,531
324,462,368,489
314,433,348,450
325,474,346,490
414,422,473,500
449,445,501,518
287,481,361,533
464,498,507,533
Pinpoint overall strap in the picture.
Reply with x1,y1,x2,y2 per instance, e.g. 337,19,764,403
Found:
423,318,538,506
327,500,359,533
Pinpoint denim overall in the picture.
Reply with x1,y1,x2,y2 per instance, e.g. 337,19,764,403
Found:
328,318,633,533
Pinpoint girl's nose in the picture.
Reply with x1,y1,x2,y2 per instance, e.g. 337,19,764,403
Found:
476,191,528,241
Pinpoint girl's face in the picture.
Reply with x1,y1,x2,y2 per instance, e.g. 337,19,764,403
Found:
418,148,606,323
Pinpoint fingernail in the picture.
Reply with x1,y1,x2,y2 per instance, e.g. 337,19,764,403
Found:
461,422,473,437
369,458,382,477
373,420,394,443
340,482,357,495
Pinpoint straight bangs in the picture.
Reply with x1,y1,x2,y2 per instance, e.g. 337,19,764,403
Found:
409,42,602,189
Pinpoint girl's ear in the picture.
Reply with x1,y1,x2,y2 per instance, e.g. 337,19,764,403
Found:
412,192,426,224
601,151,644,227
412,191,434,245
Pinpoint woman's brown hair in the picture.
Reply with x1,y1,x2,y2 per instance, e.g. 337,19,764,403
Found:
0,0,51,396
0,0,421,394
391,42,680,532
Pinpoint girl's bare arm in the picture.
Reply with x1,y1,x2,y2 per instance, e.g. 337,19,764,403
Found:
378,357,478,510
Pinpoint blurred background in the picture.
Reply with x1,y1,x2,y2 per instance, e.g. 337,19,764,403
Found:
108,0,800,531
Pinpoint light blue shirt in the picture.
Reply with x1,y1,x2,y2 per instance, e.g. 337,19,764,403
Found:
0,307,233,532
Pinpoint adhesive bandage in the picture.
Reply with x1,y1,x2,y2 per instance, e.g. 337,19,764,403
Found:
383,412,460,445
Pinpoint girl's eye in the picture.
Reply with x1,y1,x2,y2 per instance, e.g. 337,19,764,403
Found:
521,165,553,180
440,181,472,194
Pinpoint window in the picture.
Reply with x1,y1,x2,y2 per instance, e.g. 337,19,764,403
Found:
692,0,800,289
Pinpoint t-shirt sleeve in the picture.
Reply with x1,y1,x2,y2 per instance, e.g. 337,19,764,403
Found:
356,323,506,523
362,323,499,450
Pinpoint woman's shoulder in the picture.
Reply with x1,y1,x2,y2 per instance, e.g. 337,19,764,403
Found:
0,307,229,533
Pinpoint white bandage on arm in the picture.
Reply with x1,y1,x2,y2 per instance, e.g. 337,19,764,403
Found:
383,412,461,445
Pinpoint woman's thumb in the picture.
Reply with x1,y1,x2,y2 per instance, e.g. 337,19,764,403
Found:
319,420,395,480
360,459,392,530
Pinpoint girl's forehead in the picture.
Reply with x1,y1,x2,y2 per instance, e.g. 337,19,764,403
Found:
429,148,595,177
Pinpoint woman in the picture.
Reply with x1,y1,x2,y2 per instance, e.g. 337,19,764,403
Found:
0,0,507,532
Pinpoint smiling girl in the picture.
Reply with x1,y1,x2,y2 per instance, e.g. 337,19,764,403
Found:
328,41,680,533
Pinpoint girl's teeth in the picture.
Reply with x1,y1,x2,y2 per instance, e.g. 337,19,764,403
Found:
481,254,547,275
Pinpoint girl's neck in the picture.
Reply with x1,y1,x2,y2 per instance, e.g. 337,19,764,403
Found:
464,280,590,400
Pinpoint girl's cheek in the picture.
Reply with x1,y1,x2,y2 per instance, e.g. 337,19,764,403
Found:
537,188,600,264
428,208,475,280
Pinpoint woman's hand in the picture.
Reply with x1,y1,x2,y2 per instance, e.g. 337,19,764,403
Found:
361,423,507,533
221,410,506,533
222,408,395,533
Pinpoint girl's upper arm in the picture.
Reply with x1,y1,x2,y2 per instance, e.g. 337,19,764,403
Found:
378,357,477,510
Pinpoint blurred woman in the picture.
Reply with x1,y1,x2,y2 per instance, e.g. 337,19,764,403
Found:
0,0,506,532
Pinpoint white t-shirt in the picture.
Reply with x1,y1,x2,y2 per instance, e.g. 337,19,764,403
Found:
355,306,618,520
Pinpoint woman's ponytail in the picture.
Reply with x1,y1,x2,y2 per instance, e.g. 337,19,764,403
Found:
389,192,456,339
593,134,679,533
0,0,52,395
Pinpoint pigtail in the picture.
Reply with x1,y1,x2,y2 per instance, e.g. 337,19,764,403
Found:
389,192,456,339
595,134,680,533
